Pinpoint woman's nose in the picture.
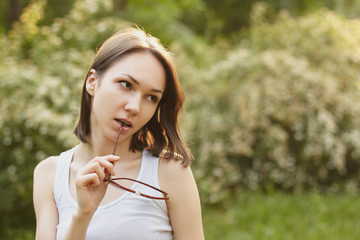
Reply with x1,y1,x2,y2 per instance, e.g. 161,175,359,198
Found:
124,93,141,114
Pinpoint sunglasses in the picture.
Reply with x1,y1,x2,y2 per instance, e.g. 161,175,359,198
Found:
104,126,169,200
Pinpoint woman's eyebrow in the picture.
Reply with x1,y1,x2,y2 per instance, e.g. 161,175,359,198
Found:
122,73,139,85
121,73,163,94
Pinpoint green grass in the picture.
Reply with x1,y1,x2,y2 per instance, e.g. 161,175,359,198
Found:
203,192,360,240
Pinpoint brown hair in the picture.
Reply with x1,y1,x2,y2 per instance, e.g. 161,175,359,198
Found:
73,28,193,166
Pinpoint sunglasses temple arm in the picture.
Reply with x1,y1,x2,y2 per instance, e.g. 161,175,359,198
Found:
107,125,123,180
112,125,123,155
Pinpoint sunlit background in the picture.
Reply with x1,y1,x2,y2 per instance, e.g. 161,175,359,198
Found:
1,0,360,239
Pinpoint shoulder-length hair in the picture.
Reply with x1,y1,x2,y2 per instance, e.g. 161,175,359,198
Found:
73,27,193,166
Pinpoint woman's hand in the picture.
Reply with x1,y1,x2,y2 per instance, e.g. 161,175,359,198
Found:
74,155,120,217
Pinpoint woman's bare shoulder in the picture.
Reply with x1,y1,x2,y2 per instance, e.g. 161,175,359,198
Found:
158,155,194,191
159,154,188,172
35,155,58,171
34,155,59,181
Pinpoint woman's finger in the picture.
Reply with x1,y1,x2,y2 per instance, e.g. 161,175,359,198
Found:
90,161,106,182
76,172,101,187
95,155,120,176
77,155,120,181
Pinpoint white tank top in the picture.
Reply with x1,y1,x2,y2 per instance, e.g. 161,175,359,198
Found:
54,147,173,240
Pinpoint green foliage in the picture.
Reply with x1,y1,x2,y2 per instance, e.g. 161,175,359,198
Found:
115,0,204,43
196,0,360,41
187,4,360,203
204,192,360,240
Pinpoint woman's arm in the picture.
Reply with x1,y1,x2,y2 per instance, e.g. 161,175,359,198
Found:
159,159,204,240
33,156,59,240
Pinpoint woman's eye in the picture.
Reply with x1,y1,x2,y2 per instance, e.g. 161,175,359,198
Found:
146,95,158,103
119,81,131,89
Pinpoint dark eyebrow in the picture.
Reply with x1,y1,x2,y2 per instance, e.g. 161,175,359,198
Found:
122,73,163,94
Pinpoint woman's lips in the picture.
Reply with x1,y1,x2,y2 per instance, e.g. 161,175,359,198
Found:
115,119,132,130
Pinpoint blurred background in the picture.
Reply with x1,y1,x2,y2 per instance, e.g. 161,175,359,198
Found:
1,0,360,239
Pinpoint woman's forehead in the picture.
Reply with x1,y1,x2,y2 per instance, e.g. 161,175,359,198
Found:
102,51,166,91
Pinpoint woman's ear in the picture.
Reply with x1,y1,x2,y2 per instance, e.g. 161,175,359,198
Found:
86,69,97,96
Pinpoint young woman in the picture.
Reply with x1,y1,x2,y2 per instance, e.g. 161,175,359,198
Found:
33,28,204,240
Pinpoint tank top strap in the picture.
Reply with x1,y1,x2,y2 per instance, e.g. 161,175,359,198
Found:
139,150,161,189
54,147,76,204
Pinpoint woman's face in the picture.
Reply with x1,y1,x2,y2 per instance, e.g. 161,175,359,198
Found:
86,51,166,145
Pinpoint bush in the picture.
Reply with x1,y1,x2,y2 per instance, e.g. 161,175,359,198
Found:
187,4,360,203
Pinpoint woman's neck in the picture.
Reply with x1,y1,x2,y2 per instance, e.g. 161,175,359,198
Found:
77,134,138,163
